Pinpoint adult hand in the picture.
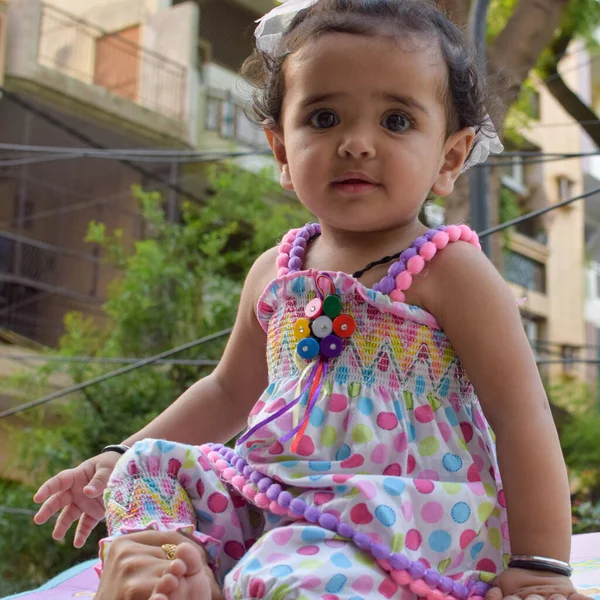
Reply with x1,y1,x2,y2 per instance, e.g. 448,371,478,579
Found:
95,531,182,600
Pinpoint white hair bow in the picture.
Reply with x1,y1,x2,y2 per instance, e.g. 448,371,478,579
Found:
255,0,320,55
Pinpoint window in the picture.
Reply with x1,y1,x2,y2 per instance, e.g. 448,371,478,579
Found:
501,156,528,196
522,313,542,356
504,250,546,293
557,175,575,204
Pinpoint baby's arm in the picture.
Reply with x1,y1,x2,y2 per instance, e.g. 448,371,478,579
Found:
412,243,577,597
34,247,278,544
121,246,278,448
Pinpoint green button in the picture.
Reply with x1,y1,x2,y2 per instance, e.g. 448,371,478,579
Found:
322,294,342,318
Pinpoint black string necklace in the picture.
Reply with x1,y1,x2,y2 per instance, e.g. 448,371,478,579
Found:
308,233,405,279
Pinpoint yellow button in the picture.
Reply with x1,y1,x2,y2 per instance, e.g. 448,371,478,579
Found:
294,318,311,340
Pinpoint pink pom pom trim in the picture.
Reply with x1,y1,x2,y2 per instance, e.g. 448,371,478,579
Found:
270,501,288,515
431,231,449,249
410,579,430,596
243,485,257,500
407,255,425,275
276,254,288,268
391,570,412,585
390,289,406,303
282,233,296,244
459,224,472,241
395,271,413,291
419,241,437,260
428,589,447,600
446,225,461,242
278,268,290,277
232,475,246,489
222,467,237,481
279,242,292,254
254,492,270,508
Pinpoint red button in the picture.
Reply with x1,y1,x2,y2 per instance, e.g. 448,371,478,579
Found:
333,314,356,338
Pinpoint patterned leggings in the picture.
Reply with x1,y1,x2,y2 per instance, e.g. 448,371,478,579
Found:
101,439,405,599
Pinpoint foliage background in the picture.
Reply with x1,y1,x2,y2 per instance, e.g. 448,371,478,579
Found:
0,166,309,595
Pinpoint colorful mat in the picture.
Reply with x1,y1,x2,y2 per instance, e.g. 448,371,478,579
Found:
3,533,600,599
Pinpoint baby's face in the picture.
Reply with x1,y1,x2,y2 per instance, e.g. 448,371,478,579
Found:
276,31,456,234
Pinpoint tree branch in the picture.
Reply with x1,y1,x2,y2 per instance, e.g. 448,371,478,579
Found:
489,0,570,113
544,33,600,148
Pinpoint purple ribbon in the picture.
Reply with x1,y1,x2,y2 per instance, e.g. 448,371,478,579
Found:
281,361,328,442
237,360,322,445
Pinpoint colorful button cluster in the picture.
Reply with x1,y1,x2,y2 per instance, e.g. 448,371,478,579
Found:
203,442,491,600
294,290,356,360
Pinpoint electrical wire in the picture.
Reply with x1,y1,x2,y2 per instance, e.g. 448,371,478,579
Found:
478,184,600,238
0,169,210,228
0,141,596,169
0,353,219,366
0,143,271,162
0,328,232,419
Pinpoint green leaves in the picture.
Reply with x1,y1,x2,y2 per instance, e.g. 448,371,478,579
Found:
0,164,308,592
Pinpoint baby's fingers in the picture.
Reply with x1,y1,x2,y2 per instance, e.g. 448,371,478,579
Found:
74,512,100,548
33,469,75,504
34,489,73,525
485,587,504,600
52,504,82,540
83,466,112,498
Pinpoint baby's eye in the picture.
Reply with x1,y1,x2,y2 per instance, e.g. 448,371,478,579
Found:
310,110,339,129
382,112,411,133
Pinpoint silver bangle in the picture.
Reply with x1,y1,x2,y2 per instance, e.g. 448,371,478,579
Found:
508,555,572,577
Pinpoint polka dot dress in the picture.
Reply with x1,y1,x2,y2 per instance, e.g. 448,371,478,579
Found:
100,226,509,599
244,226,509,585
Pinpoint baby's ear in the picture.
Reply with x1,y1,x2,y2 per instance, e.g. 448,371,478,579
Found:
264,126,294,191
431,127,475,197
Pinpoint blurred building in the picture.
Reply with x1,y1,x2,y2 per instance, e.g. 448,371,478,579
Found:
501,47,589,383
0,0,272,347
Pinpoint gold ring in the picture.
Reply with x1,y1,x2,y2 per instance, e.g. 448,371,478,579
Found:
161,543,178,560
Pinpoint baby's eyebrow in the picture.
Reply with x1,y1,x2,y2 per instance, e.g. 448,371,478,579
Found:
378,93,429,115
298,91,429,116
299,92,345,109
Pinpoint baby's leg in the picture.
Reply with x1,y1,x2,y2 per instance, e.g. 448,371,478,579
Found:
225,523,404,599
101,439,263,586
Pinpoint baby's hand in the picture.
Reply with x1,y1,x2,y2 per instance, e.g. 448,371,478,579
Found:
486,568,589,600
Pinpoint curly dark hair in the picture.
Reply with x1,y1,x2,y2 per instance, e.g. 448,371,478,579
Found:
242,0,492,141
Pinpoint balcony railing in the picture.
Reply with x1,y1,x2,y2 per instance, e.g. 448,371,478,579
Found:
37,4,186,121
206,88,269,150
504,249,546,294
0,230,104,304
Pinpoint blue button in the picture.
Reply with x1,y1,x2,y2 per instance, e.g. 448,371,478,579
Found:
297,336,319,359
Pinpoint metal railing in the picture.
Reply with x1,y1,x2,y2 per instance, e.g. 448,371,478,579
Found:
37,3,187,121
0,230,105,303
206,89,269,150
